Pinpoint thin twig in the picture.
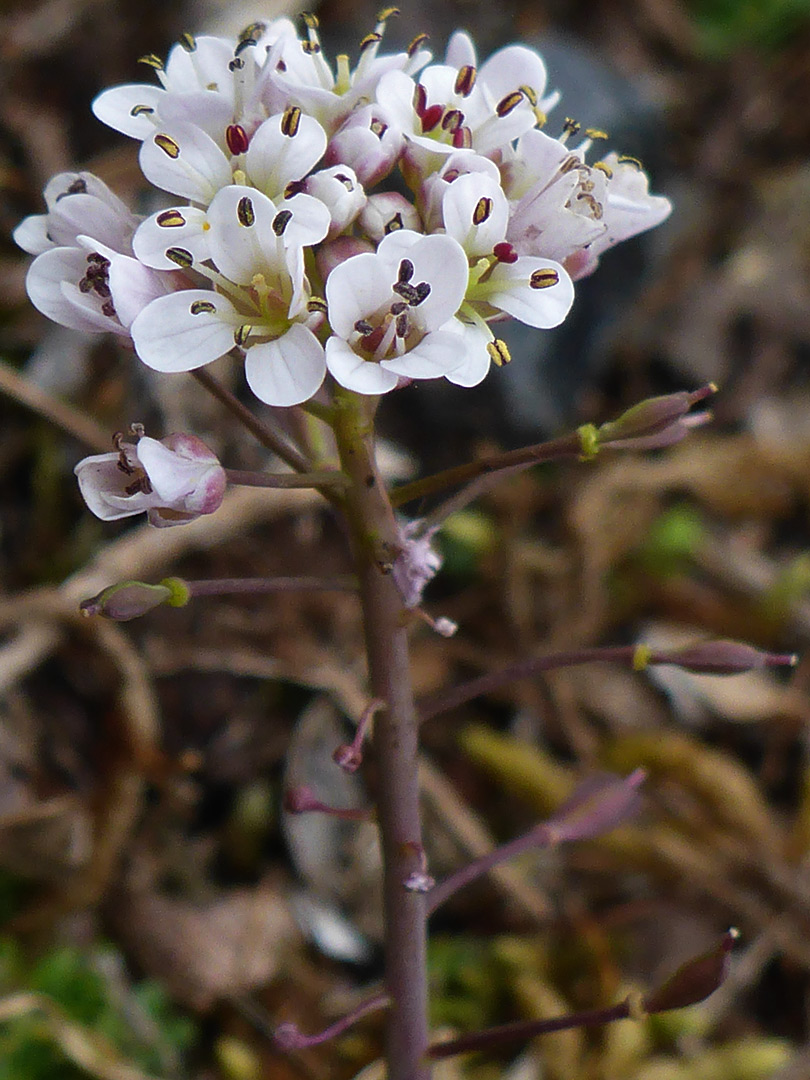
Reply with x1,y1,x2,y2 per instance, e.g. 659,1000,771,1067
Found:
0,356,110,450
191,368,310,472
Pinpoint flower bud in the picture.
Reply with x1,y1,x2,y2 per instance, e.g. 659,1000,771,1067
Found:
80,580,173,621
315,235,374,282
645,640,798,675
543,769,645,843
595,385,717,451
642,928,738,1014
357,193,422,245
325,103,404,186
299,165,367,239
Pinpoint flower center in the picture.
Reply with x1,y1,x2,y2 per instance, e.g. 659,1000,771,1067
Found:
353,258,432,362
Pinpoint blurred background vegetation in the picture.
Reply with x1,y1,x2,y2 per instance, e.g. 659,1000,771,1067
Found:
1,0,810,1077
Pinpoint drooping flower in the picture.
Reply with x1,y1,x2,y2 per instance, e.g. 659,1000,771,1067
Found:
324,229,472,394
502,129,672,278
13,172,138,256
75,431,226,527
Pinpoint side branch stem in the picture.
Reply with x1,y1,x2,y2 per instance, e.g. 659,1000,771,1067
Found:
333,390,430,1080
391,432,583,507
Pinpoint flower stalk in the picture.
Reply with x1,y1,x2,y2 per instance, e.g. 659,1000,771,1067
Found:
333,388,431,1080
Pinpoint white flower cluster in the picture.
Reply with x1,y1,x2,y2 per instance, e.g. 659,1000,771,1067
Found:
15,11,671,408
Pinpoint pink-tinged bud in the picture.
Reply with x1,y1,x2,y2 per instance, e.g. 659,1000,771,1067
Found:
299,165,366,239
646,640,798,675
315,235,375,282
358,193,422,245
80,580,173,621
543,769,646,843
642,929,738,1014
595,385,717,451
324,104,405,187
74,431,226,528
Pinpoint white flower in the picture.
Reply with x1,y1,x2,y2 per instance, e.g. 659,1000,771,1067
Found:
75,432,226,528
376,36,554,176
90,24,299,141
443,173,574,325
131,185,329,407
429,171,574,386
324,230,470,394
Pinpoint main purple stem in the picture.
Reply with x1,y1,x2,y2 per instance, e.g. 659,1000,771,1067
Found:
334,391,430,1080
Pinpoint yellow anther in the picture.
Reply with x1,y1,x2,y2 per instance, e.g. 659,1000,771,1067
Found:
487,339,511,366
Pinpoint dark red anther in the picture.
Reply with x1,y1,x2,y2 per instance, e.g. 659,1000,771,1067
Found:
225,124,250,155
413,83,428,116
420,104,444,133
493,241,519,264
451,125,472,149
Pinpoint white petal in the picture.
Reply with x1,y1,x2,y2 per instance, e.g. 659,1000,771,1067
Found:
245,113,327,198
13,215,52,255
325,251,392,338
381,328,466,379
487,258,575,328
325,336,399,394
244,324,326,406
139,121,232,202
206,185,283,285
92,84,165,139
132,206,211,269
442,172,508,256
164,36,235,95
278,192,331,248
43,172,131,214
445,31,477,70
74,454,151,520
106,252,171,328
158,91,234,146
135,436,221,507
378,231,469,329
479,45,547,104
131,289,238,372
26,249,111,333
48,193,136,252
443,320,491,386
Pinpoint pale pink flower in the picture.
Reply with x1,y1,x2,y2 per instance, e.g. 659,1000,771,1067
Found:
75,433,226,528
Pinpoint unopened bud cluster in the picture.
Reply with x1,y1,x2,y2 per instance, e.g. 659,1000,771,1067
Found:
16,10,671,409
